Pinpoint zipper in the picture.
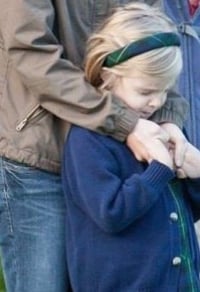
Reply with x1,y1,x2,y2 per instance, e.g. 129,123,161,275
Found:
16,104,45,131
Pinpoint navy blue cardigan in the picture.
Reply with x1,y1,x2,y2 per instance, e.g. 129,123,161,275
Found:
62,126,200,292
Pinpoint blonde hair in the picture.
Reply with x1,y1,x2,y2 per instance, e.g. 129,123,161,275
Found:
84,3,182,89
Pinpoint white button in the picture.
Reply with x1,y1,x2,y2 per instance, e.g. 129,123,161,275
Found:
170,212,178,221
172,257,182,266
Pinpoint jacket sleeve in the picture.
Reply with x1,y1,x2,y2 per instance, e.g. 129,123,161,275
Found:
62,127,174,233
151,88,189,129
3,0,188,140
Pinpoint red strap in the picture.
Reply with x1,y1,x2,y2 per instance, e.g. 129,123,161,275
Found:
189,0,200,15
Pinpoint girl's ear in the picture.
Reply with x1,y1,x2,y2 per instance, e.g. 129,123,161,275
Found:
100,69,111,82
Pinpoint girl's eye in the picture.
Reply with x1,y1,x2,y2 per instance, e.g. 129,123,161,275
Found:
139,91,153,96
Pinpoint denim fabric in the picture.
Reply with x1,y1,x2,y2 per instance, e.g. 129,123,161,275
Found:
0,157,69,292
163,0,200,148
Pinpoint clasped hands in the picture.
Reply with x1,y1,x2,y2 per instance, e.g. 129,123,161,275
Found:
127,119,200,179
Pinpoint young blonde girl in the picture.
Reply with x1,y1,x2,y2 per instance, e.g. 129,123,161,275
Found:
62,3,200,291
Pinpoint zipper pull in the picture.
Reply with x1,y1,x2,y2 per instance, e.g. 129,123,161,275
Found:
16,118,28,131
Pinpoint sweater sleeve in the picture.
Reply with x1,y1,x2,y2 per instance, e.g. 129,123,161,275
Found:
151,88,189,129
62,127,174,233
3,0,188,141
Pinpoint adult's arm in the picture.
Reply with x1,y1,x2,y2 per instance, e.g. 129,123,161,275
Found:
152,88,189,129
2,0,188,141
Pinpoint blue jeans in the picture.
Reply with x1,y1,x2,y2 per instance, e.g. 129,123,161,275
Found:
0,157,70,292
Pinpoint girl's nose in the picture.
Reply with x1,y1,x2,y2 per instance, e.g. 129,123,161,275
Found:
148,97,163,108
148,92,167,108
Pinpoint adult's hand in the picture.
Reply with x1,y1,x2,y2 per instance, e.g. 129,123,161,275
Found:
160,123,188,168
177,143,200,178
126,119,170,163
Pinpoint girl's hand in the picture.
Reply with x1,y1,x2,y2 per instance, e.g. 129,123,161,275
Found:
147,139,174,170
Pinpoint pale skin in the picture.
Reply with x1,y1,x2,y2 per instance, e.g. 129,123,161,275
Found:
108,73,200,178
127,120,188,169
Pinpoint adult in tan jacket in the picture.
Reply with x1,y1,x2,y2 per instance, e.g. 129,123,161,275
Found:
0,1,188,292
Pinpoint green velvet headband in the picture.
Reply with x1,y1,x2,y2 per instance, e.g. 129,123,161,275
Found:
103,32,180,68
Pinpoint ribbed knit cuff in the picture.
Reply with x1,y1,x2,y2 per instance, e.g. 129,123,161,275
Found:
113,107,139,142
151,97,189,129
142,160,175,193
152,110,184,129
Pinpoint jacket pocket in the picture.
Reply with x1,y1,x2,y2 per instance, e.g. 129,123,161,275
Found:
16,104,47,131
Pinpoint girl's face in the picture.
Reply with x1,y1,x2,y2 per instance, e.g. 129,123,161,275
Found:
112,74,171,119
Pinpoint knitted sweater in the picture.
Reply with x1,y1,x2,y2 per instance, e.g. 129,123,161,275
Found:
62,125,200,292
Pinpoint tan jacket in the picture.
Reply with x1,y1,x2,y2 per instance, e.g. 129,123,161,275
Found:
0,0,188,172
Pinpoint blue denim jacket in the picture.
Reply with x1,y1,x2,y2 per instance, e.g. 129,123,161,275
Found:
163,0,200,148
